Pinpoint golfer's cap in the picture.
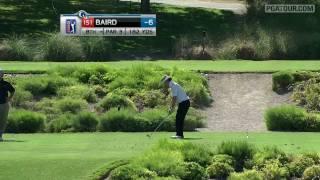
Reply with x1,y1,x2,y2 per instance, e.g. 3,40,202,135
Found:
161,75,171,83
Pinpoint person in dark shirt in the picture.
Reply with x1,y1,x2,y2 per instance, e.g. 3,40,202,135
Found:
0,69,15,141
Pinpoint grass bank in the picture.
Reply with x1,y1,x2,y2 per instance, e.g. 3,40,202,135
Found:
2,60,320,73
1,132,320,180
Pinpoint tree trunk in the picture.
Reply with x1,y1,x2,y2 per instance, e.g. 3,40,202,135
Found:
140,0,150,13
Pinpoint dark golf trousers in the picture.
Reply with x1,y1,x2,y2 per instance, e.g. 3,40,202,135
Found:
176,100,190,137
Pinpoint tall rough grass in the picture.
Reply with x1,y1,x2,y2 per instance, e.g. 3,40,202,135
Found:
42,34,84,61
0,35,31,60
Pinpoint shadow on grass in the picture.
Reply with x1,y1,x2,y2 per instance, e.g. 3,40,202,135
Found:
1,139,25,143
182,137,203,140
0,0,241,57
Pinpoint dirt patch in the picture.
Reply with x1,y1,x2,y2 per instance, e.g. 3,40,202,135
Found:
200,73,291,132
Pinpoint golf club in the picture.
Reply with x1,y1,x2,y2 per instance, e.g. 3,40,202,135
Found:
146,114,171,138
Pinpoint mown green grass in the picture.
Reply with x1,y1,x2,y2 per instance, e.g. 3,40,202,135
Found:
1,132,320,180
2,60,320,73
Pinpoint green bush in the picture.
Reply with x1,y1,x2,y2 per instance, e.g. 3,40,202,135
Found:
183,162,208,180
303,165,320,180
21,76,75,96
34,98,60,120
1,36,31,60
98,93,137,111
81,37,112,61
48,112,98,133
184,108,206,130
11,88,33,107
42,33,84,61
7,110,45,133
110,164,157,180
289,156,315,177
93,85,107,97
212,154,235,167
272,71,294,92
73,112,98,132
99,109,144,132
228,170,264,180
57,85,97,103
253,146,289,169
217,141,256,171
261,160,289,180
56,98,88,113
264,105,309,131
136,149,185,178
182,80,212,107
155,140,213,167
206,162,234,179
47,114,75,132
141,110,173,131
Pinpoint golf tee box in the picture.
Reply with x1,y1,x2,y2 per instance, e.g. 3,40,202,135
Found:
60,10,156,36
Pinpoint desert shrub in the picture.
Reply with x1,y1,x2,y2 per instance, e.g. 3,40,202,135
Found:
34,98,60,119
133,90,166,108
57,85,97,103
99,109,144,132
288,156,315,177
183,162,208,180
56,97,88,113
303,165,320,180
293,78,320,112
11,88,33,107
155,140,213,167
212,154,235,167
42,33,84,61
292,71,318,82
110,164,157,180
303,152,320,164
253,146,289,169
206,162,234,179
80,37,112,61
93,85,107,97
261,160,289,180
47,114,75,132
73,112,98,132
1,36,31,60
7,110,45,133
217,141,256,171
98,93,137,111
272,71,294,92
264,105,310,131
228,170,264,180
136,149,185,178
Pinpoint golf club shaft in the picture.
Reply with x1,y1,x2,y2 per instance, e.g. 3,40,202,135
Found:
148,114,171,137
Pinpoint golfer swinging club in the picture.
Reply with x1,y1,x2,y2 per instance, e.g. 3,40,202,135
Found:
162,75,190,139
0,69,15,142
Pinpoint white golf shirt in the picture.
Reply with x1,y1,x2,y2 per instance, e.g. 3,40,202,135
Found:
169,81,190,104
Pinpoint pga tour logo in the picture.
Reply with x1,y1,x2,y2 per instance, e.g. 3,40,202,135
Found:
265,4,315,13
66,19,77,34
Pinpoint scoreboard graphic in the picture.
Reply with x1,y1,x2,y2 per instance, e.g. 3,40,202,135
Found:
60,10,156,36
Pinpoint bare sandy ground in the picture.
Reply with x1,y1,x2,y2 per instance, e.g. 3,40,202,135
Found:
121,0,247,14
200,74,291,132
